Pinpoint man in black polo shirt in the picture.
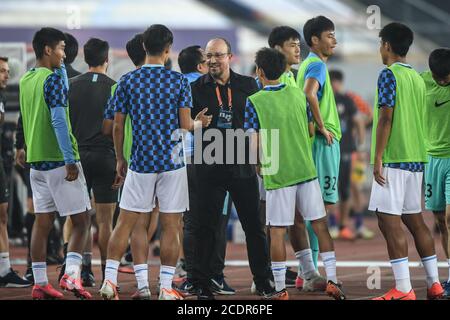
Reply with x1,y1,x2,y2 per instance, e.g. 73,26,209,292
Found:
190,38,273,299
66,38,117,287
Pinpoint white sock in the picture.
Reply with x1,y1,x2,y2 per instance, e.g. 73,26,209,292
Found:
320,251,337,283
160,265,176,290
391,257,412,293
421,255,439,288
0,252,11,277
134,264,149,290
295,249,315,280
104,259,120,285
271,261,286,292
447,259,450,283
65,252,82,278
32,262,48,286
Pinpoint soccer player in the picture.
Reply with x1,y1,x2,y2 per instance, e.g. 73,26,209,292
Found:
102,33,159,300
19,27,92,299
422,48,450,298
369,23,443,300
244,47,345,300
0,56,32,288
99,24,211,300
67,38,117,287
267,26,327,292
297,16,341,271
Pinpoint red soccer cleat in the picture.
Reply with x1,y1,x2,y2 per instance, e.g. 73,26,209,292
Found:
32,284,64,300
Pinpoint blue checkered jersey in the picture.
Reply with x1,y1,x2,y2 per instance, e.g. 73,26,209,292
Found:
112,64,193,173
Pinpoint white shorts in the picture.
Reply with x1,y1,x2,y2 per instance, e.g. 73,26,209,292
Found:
119,166,189,213
258,175,266,201
266,179,326,226
368,167,423,215
30,163,91,216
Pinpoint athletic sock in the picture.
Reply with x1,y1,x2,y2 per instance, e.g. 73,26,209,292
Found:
82,252,92,267
0,252,11,277
295,249,316,279
305,221,319,269
65,252,82,278
421,255,439,288
320,251,338,283
160,265,176,290
134,264,149,290
271,261,286,292
104,259,120,285
32,262,48,286
391,257,412,293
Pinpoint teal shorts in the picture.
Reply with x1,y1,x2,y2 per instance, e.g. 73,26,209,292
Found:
312,135,340,204
424,155,450,212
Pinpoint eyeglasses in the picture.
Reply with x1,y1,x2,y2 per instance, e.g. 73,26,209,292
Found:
205,52,230,60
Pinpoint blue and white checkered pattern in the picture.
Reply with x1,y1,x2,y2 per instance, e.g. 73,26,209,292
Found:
31,73,69,171
383,162,425,172
244,84,312,131
104,94,115,120
377,68,396,109
113,65,192,173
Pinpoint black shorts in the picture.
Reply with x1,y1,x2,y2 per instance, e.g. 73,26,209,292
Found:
0,162,9,204
79,148,118,204
338,153,352,202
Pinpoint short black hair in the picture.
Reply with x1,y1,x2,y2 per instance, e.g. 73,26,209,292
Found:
178,45,203,74
64,33,79,64
379,22,414,57
329,70,344,82
303,16,335,47
32,27,66,59
268,26,301,48
428,48,450,79
126,33,145,67
0,57,8,63
83,38,109,67
255,47,286,80
143,24,173,56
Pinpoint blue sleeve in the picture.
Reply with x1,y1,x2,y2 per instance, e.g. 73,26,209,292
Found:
244,99,260,131
44,73,67,109
305,61,327,89
377,68,396,108
113,78,129,114
44,74,75,164
104,92,116,120
50,108,76,164
56,63,69,90
178,75,193,108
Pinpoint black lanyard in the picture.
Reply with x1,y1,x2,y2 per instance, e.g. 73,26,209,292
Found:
215,84,232,110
